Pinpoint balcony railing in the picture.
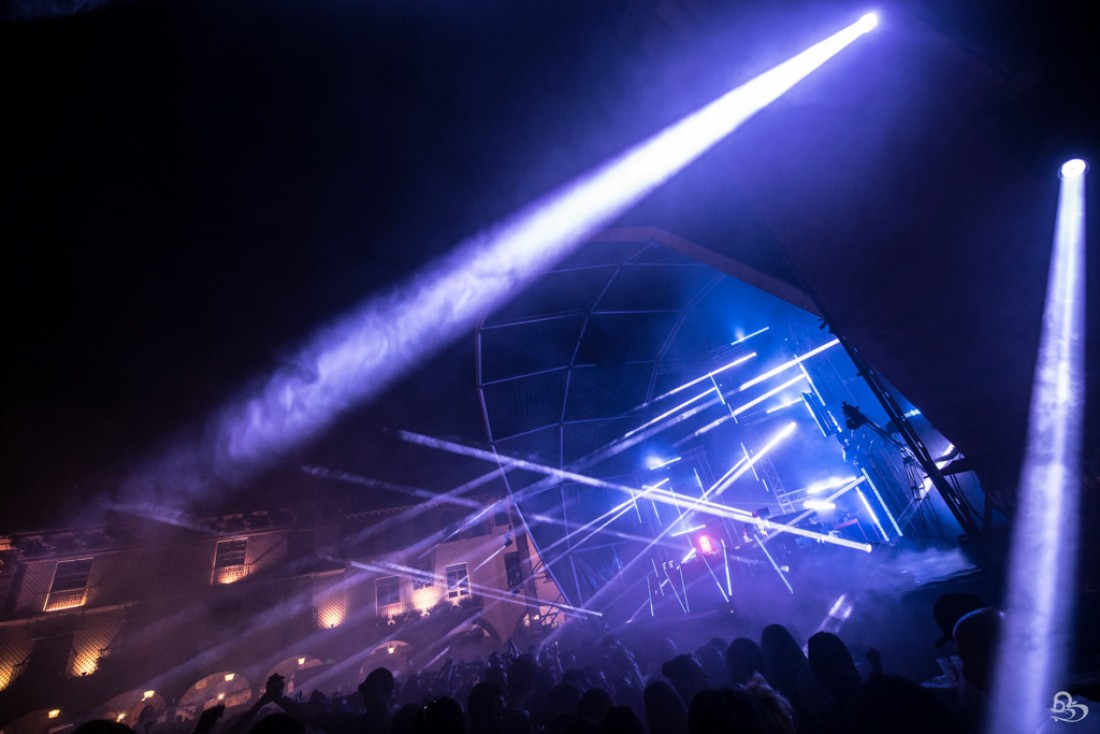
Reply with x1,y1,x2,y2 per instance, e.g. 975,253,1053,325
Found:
44,587,88,612
212,563,253,585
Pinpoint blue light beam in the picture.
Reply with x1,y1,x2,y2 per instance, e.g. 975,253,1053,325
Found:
988,161,1087,734
124,14,879,500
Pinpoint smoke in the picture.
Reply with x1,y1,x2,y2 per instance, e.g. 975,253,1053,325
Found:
878,545,978,588
102,12,876,515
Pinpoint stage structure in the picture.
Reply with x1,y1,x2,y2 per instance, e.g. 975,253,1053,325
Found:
476,231,985,622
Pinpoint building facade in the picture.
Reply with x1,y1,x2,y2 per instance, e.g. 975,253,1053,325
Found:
0,498,566,732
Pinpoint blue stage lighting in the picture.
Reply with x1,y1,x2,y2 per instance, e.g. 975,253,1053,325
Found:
856,13,878,32
119,13,880,503
1060,158,1087,179
989,160,1087,734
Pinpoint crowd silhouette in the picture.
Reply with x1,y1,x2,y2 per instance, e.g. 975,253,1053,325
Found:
65,600,1099,734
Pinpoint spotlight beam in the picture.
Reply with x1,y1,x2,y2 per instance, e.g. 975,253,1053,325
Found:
730,326,771,347
400,428,871,552
738,339,840,391
302,464,486,511
624,388,719,439
650,353,757,403
538,484,671,557
753,532,794,594
732,374,808,417
642,484,873,552
760,475,866,544
707,422,796,497
354,560,602,618
698,552,731,603
118,13,878,504
989,162,1086,734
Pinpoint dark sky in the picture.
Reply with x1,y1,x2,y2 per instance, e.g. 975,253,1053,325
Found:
3,0,1096,531
2,0,665,529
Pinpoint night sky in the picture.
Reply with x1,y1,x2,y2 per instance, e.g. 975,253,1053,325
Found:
3,0,665,528
3,0,1096,531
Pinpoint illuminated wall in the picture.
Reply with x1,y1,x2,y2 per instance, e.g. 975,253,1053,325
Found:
0,629,34,691
313,577,346,629
70,614,126,677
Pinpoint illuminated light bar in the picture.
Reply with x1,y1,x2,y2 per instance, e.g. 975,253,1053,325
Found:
653,353,757,403
815,592,855,634
805,475,859,495
180,18,877,490
799,362,827,407
723,540,732,595
472,376,722,510
697,551,730,602
861,468,903,537
530,488,651,556
742,443,759,481
356,560,603,618
989,160,1086,734
560,501,643,554
754,533,794,594
666,563,689,613
525,483,666,557
641,484,872,552
712,377,727,405
625,388,716,439
765,397,804,414
704,456,748,498
761,476,865,538
733,374,808,416
405,428,869,553
708,422,796,497
113,14,878,507
682,548,697,563
730,326,770,346
856,488,889,542
302,465,486,511
472,544,508,572
670,523,707,537
739,339,840,391
399,430,633,495
646,455,682,470
802,499,836,511
685,413,734,440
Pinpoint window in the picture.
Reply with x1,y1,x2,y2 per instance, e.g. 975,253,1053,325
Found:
445,563,470,600
412,559,433,590
504,553,524,591
44,558,92,612
213,539,248,584
376,576,400,608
